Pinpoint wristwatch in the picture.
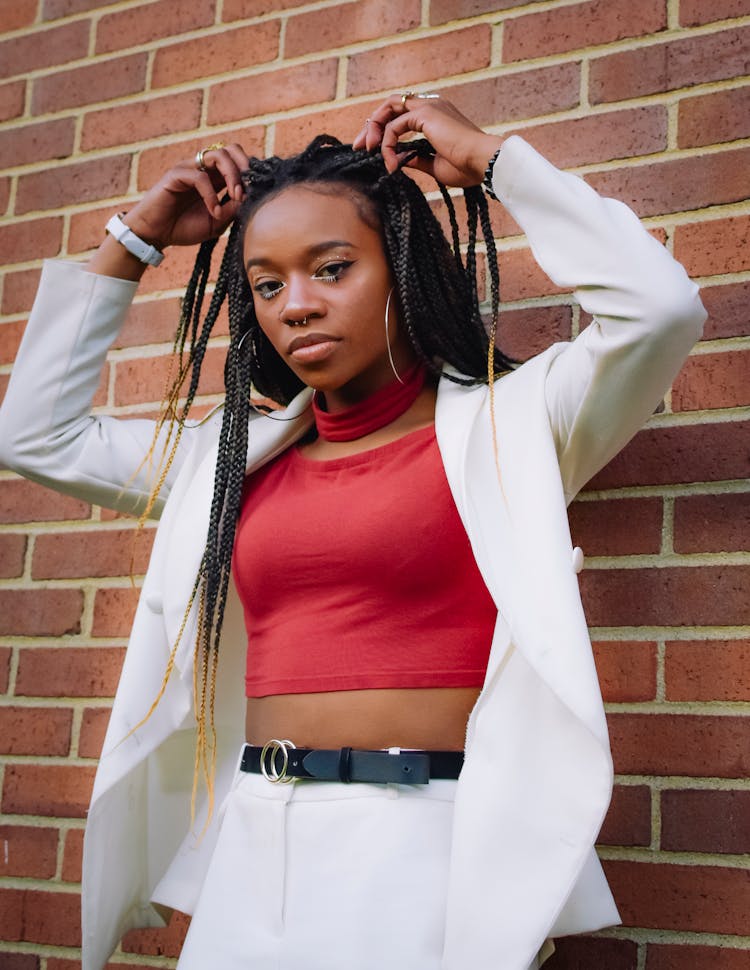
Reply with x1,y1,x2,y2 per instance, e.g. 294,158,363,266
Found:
105,213,164,267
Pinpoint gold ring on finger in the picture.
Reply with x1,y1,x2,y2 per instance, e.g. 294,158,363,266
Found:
400,91,415,109
195,142,225,172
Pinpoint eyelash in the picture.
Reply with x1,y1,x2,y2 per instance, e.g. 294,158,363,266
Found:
254,261,352,301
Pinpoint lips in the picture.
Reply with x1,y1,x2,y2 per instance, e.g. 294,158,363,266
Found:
288,332,339,353
287,332,342,363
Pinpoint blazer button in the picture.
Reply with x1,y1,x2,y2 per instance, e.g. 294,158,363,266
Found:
571,547,585,574
145,593,164,614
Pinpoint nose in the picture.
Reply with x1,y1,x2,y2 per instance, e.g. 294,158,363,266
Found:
279,273,324,327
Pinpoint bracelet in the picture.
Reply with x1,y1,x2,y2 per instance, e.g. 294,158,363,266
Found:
482,146,502,201
105,213,164,267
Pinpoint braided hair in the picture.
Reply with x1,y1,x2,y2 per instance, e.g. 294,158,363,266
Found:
142,136,511,811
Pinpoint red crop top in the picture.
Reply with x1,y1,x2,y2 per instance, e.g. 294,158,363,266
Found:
233,426,498,697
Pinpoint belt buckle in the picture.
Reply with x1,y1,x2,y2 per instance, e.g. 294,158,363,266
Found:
259,738,297,784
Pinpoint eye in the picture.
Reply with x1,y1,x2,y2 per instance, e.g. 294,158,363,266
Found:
313,260,352,283
253,280,285,301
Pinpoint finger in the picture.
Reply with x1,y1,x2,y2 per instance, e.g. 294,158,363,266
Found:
380,113,425,172
207,147,247,204
187,168,225,221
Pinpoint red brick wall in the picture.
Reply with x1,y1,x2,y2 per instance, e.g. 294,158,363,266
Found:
1,1,748,966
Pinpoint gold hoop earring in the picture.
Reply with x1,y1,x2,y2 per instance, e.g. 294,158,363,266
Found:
384,288,404,384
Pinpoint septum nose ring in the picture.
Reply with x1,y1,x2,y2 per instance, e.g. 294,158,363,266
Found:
289,316,308,327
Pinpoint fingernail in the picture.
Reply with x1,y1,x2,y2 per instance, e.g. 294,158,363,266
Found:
213,204,223,219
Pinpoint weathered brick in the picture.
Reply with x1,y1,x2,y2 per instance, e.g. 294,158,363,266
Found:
0,21,89,82
135,125,265,190
44,0,118,16
673,493,750,554
500,247,570,302
152,21,279,88
223,0,308,16
494,305,572,363
16,156,131,215
0,825,58,879
0,533,26,578
0,319,27,365
674,214,750,277
80,91,203,152
0,588,83,636
78,706,111,758
0,80,26,122
0,0,38,31
585,147,749,219
701,281,750,340
0,646,10,693
0,217,63,264
0,118,75,171
680,0,750,26
608,713,749,778
274,98,382,155
505,0,666,62
678,85,750,149
285,0,420,58
2,764,95,817
121,910,190,957
586,421,750,490
15,889,82,946
208,59,338,126
113,346,226,406
647,943,750,970
598,784,651,847
0,889,24,940
61,827,84,882
96,0,214,53
91,586,140,637
347,25,491,97
1,267,41,315
0,478,90,523
590,26,750,103
665,639,750,702
16,646,125,698
115,296,192,347
547,937,638,970
31,53,147,115
32,527,154,579
0,706,72,756
604,860,749,935
431,0,544,24
593,641,657,702
661,789,750,854
0,174,9,214
672,351,750,413
569,497,662,556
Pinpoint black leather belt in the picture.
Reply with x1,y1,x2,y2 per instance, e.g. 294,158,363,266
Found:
241,741,464,785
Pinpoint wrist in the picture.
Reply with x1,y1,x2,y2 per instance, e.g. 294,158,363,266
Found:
106,213,164,267
469,134,503,186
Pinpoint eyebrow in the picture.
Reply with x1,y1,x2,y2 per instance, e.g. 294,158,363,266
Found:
245,239,357,271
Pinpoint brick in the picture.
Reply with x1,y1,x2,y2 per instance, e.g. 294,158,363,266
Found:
701,282,750,340
223,0,309,16
0,319,27,365
508,105,667,169
136,125,265,190
587,421,750,490
285,0,420,58
0,175,9,215
121,910,190,957
31,52,147,115
597,784,651,847
208,59,338,125
347,25,491,97
91,586,140,637
0,217,63,264
0,889,24,939
679,86,750,149
96,0,215,53
0,825,58,879
274,98,383,155
674,215,750,278
590,26,750,104
15,890,82,946
585,147,750,219
505,0,666,62
647,943,750,970
500,247,570,302
0,118,75,171
43,0,117,15
661,789,750,854
608,713,749,778
0,588,83,636
113,346,226,406
547,937,638,970
135,242,210,295
61,827,84,882
0,479,90,523
674,493,750,554
603,860,749,935
0,646,10,693
1,267,42,315
115,296,189,347
32,527,154,579
81,91,203,152
495,305,572,363
16,646,125,698
0,533,26,578
0,706,72,756
67,202,121,255
0,954,38,970
79,706,111,758
2,764,95,817
431,0,544,23
0,80,26,122
672,351,750,413
0,0,38,30
593,641,657,702
665,639,750,702
569,497,662,556
16,156,131,216
680,0,750,26
153,21,279,88
0,22,89,82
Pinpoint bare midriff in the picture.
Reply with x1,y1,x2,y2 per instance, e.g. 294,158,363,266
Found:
245,686,481,751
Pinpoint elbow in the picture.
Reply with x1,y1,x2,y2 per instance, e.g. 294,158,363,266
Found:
648,271,706,354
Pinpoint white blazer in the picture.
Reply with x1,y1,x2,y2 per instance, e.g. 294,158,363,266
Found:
0,137,705,970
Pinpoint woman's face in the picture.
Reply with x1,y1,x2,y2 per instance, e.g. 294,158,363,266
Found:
242,184,414,406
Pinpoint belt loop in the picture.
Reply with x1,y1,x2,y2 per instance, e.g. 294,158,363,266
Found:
338,746,353,783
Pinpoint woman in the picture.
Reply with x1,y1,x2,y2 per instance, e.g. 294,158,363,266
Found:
0,94,705,970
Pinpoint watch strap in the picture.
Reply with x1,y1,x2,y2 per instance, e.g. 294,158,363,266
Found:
105,213,164,267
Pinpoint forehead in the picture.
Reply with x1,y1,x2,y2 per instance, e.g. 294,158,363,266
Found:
243,184,381,258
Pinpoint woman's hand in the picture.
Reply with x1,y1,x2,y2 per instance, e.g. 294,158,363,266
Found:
351,94,502,187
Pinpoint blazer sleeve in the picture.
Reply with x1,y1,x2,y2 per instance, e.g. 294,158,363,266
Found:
491,136,706,502
0,260,196,517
